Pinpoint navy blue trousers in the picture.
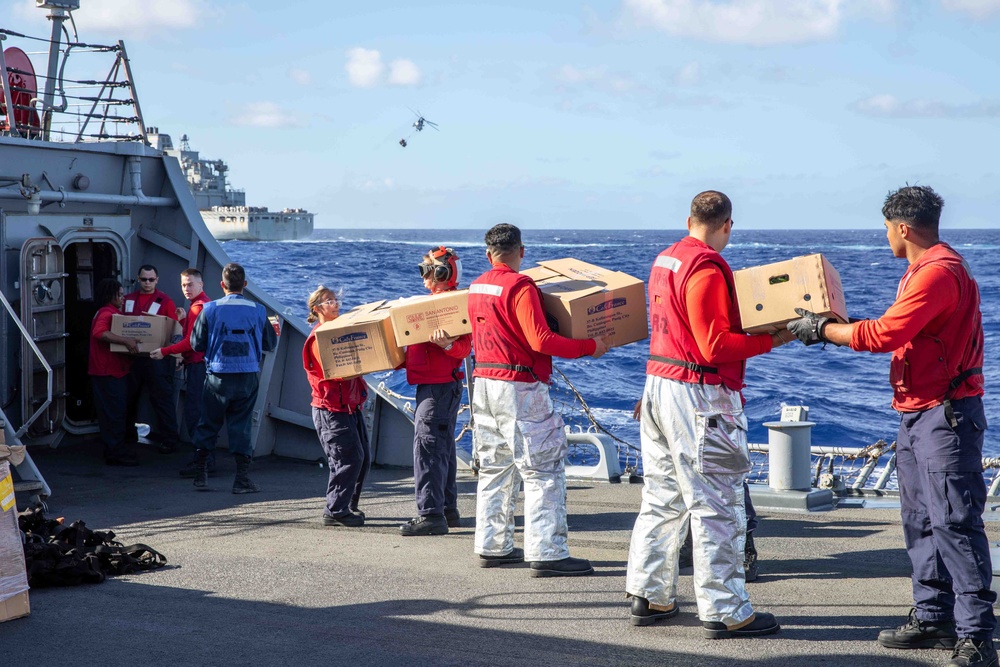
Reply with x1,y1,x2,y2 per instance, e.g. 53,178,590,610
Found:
313,407,370,517
90,374,131,460
126,355,179,447
413,381,461,516
193,372,259,458
897,396,995,640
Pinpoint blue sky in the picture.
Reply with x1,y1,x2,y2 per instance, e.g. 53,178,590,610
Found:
8,0,1000,229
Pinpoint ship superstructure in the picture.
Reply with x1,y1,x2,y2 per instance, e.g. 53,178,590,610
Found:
148,129,314,242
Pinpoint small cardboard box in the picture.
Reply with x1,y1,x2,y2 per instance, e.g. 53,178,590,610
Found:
733,253,849,334
0,461,30,624
389,290,471,346
313,300,405,378
109,314,179,354
521,258,648,347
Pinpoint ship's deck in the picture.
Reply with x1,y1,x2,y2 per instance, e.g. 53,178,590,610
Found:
5,442,997,666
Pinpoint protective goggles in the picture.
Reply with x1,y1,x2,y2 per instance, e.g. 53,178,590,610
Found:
417,262,452,283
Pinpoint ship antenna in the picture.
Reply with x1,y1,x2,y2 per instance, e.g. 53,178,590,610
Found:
37,0,80,141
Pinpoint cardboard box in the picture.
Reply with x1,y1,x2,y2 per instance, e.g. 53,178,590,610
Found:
389,290,471,346
109,314,180,354
313,300,405,378
0,461,30,624
521,258,648,347
733,253,849,334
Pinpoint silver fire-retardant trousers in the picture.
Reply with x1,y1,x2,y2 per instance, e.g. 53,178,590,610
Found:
626,375,754,625
472,378,570,562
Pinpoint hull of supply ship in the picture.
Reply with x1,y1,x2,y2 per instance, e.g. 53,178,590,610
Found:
147,129,314,242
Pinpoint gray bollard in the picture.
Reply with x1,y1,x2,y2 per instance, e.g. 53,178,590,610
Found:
763,421,815,491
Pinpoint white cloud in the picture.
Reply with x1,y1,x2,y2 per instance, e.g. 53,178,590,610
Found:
288,68,312,86
940,0,1000,18
555,65,639,94
231,102,304,128
388,59,422,86
345,49,422,88
853,93,1000,118
63,0,204,37
623,0,845,45
676,61,701,85
345,48,385,88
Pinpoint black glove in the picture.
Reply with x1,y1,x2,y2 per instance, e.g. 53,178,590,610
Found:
786,307,830,346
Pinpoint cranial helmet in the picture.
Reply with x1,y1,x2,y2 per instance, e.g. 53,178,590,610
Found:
418,246,462,289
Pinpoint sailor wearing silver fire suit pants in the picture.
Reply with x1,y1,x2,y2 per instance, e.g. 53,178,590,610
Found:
473,378,569,561
627,376,752,625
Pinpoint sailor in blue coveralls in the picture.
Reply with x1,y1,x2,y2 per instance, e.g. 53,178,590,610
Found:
190,263,278,493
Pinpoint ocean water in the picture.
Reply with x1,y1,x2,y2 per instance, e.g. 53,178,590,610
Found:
224,228,1000,459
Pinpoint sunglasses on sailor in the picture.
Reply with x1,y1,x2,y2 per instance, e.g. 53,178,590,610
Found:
139,277,157,282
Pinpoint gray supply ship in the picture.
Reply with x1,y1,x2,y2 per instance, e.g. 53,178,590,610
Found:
148,130,314,242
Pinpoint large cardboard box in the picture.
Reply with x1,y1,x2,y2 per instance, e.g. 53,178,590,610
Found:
521,258,648,347
0,460,30,624
734,253,849,334
313,300,405,378
389,290,471,346
109,314,181,353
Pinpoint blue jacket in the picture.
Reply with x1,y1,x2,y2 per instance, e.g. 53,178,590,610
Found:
191,293,277,374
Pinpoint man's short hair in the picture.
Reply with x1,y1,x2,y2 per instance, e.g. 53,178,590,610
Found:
137,264,158,277
180,268,203,281
484,223,522,255
222,263,246,291
690,191,732,232
882,185,943,232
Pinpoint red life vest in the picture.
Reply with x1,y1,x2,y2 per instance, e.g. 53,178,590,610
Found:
468,264,552,383
889,243,984,412
646,236,745,391
405,339,467,385
303,325,368,412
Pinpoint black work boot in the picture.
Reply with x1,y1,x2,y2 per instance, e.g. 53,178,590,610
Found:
232,454,260,494
744,532,759,583
703,611,780,639
948,638,999,667
399,514,449,536
193,449,210,490
629,596,679,627
878,608,958,650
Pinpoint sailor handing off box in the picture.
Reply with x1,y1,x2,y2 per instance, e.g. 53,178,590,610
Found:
787,185,995,667
467,223,610,577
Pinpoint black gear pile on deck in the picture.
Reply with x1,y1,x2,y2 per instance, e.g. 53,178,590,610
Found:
17,505,167,587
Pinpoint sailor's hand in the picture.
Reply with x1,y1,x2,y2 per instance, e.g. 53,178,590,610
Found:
176,307,187,321
430,329,458,349
786,308,830,346
123,338,141,354
149,348,164,360
591,334,611,359
771,328,796,348
632,399,642,421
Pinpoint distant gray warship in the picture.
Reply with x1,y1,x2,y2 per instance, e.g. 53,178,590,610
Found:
148,129,314,241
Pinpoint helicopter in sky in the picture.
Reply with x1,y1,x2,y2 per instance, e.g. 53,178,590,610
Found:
399,109,438,147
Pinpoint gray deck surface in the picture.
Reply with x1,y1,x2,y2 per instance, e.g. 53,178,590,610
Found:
4,442,996,666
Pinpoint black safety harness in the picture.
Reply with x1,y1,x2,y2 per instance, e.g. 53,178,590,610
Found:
475,362,540,382
942,366,983,429
648,354,717,385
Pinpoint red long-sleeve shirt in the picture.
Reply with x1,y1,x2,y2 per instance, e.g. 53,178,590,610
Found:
687,266,772,363
511,281,597,358
160,291,209,364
